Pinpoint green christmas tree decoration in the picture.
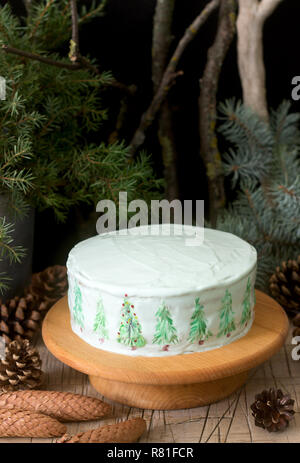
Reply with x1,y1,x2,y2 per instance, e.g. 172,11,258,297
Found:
93,297,108,343
188,297,212,345
152,302,178,351
117,294,146,349
217,289,236,338
240,278,252,327
72,282,84,331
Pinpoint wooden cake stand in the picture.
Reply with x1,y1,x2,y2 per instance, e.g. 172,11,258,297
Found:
42,291,288,410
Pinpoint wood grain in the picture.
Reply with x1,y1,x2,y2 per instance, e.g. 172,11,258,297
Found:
1,291,298,443
41,291,288,409
0,323,299,442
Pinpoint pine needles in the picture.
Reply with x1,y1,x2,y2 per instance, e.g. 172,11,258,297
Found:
0,2,163,221
217,99,300,290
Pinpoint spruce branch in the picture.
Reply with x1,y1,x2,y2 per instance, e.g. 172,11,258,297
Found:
217,99,300,289
129,0,220,155
29,0,55,39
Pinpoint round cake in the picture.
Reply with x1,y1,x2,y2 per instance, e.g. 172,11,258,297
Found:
66,224,257,356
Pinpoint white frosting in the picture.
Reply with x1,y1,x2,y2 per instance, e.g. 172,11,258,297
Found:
67,225,257,357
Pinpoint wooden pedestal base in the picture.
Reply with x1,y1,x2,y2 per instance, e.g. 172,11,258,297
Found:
42,291,288,410
89,371,249,410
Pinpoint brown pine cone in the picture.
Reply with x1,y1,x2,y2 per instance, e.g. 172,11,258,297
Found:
0,293,45,344
269,256,300,316
250,388,295,432
0,390,112,422
26,265,68,311
58,418,147,443
0,408,66,437
0,339,43,392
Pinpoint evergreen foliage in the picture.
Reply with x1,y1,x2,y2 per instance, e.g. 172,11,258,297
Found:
0,2,163,222
217,99,300,290
152,302,178,347
188,297,212,344
0,217,26,293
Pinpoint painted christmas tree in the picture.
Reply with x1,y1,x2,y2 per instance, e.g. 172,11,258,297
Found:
93,297,108,343
240,278,252,327
72,282,84,331
152,302,178,351
188,297,212,345
117,294,146,349
217,289,235,338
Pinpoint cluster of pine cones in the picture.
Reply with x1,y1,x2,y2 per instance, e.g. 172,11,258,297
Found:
0,265,68,393
0,265,68,344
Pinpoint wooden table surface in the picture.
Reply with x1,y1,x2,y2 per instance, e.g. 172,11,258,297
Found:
1,323,299,444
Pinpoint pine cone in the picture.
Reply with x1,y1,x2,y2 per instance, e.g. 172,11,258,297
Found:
0,339,43,392
0,390,111,422
58,418,147,443
0,408,66,437
269,256,300,315
27,265,68,311
0,293,45,344
250,388,295,432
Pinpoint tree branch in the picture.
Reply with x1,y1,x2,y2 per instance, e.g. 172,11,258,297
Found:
129,0,220,155
2,44,82,70
199,0,237,226
152,0,179,200
152,0,175,93
237,0,283,121
70,0,80,62
258,0,283,22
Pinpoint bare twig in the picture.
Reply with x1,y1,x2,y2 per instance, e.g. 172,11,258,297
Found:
152,0,175,93
69,0,80,62
129,0,220,155
152,0,179,200
2,44,82,70
199,0,237,226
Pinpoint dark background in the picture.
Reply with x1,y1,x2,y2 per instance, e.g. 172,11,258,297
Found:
4,0,300,270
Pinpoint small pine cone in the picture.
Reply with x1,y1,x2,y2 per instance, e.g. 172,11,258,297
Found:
0,294,43,344
26,265,68,312
269,256,300,316
0,390,111,422
0,339,43,392
250,388,295,432
0,408,66,437
58,418,147,443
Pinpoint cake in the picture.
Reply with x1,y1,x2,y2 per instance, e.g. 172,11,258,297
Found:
66,224,257,356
